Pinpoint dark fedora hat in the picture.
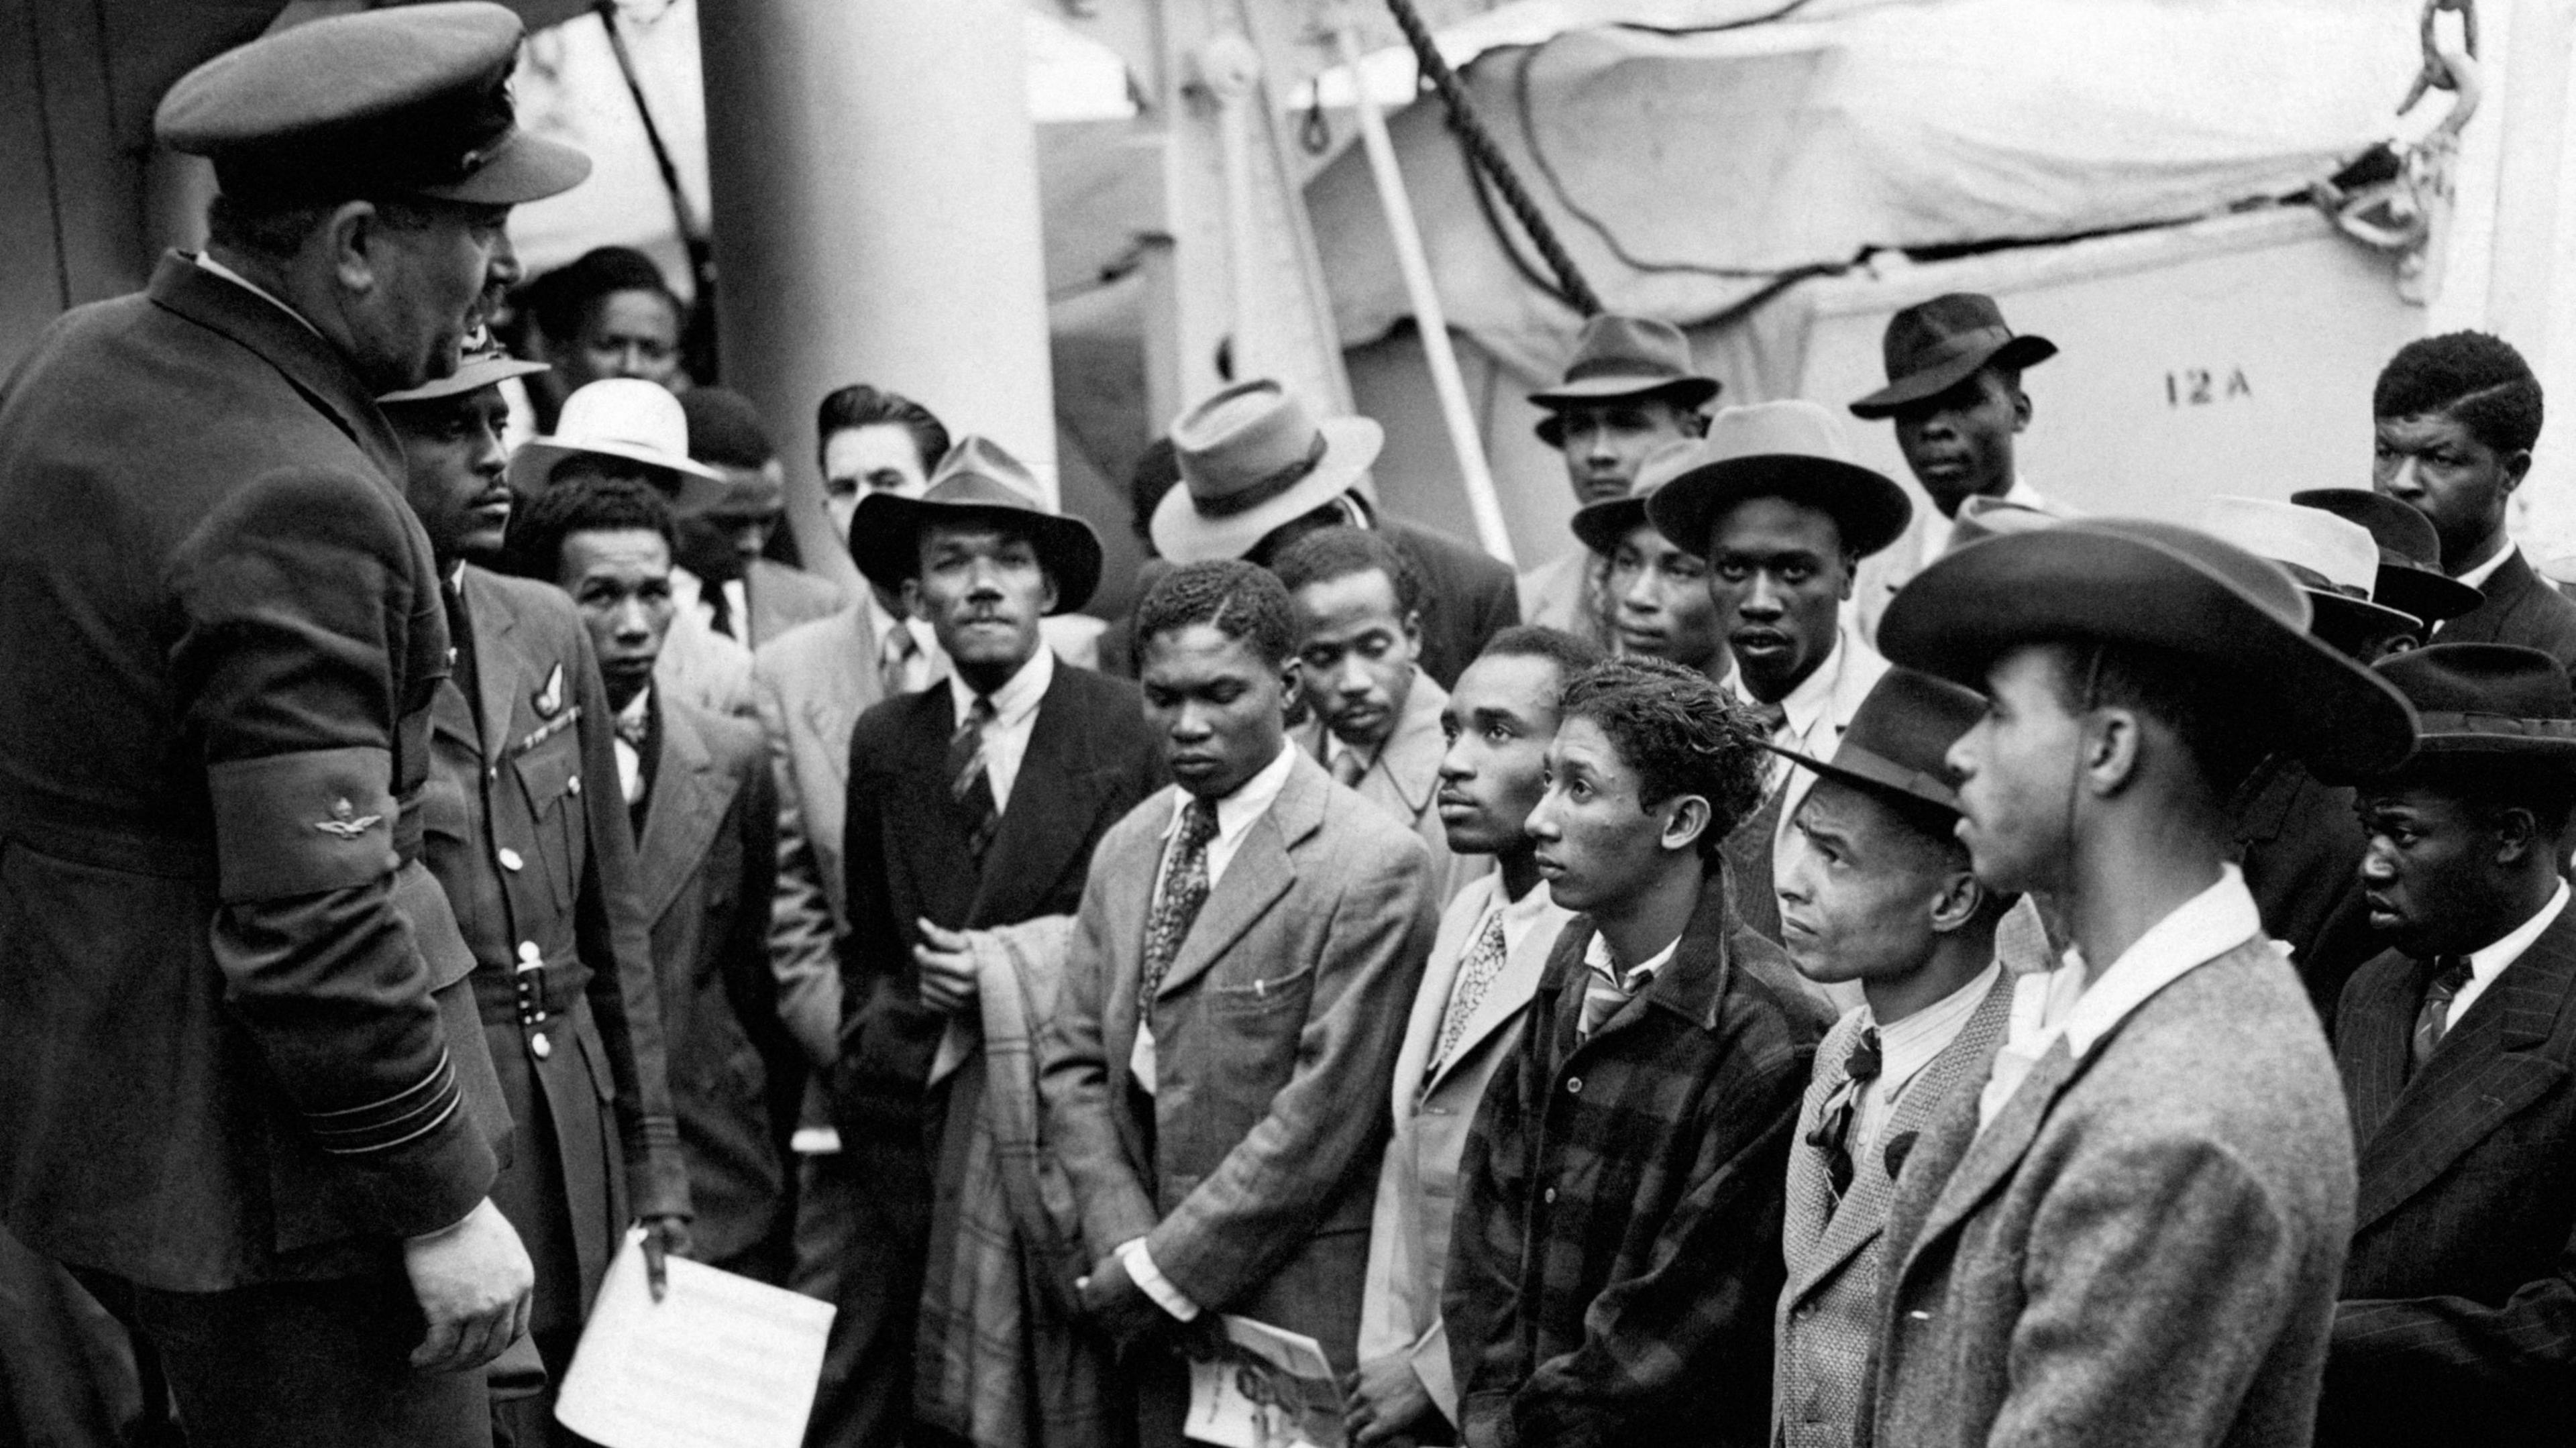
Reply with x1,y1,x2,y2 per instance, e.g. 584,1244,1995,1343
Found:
1530,316,1721,447
1849,293,2057,420
851,436,1104,614
2365,643,2576,765
1878,518,2418,778
1771,667,1988,816
1645,401,1913,563
2290,488,2482,624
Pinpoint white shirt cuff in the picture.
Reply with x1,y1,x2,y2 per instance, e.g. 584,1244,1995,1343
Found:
1115,1237,1201,1322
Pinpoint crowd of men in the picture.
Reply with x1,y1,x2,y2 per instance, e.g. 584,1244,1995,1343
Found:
7,6,2576,1448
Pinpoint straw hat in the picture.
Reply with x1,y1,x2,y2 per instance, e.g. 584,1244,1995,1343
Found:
507,379,725,512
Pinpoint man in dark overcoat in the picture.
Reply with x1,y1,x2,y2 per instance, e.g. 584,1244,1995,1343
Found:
0,7,585,1443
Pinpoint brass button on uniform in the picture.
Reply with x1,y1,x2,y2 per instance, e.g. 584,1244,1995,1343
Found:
519,941,542,965
531,1032,552,1060
567,774,581,795
498,846,524,871
1566,1076,1583,1095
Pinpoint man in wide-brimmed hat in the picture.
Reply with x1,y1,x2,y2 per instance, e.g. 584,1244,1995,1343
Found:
837,437,1165,1448
1862,517,2415,1447
1770,668,2029,1448
1568,438,1730,684
1520,316,1719,648
1155,379,1519,688
1646,400,1913,946
2293,486,2483,641
1849,292,2073,642
2318,643,2576,1448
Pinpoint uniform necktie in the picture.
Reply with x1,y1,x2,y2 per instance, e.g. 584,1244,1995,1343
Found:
1807,1026,1882,1199
878,624,920,700
1139,799,1222,1011
2412,954,2475,1072
949,694,1000,862
1331,748,1369,789
1433,910,1511,1070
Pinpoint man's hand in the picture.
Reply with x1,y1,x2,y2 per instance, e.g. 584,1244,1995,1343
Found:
1342,1353,1440,1447
1075,1249,1173,1348
403,1197,533,1372
640,1214,694,1302
915,919,980,1014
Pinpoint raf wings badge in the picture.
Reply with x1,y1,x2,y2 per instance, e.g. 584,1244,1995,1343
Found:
313,797,381,839
533,664,566,719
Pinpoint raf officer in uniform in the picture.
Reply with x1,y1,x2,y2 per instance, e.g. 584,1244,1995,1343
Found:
379,352,692,1444
0,7,586,1445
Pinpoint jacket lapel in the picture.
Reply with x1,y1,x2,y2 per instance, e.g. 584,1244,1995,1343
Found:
1421,895,1567,1095
1373,672,1450,822
1153,755,1323,1000
1782,1011,1863,1290
1902,1032,2082,1270
635,702,739,926
464,569,527,767
2337,949,2419,1148
2353,909,2576,1231
965,661,1105,926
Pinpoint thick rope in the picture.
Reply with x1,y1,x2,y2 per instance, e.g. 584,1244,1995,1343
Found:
1381,0,1603,316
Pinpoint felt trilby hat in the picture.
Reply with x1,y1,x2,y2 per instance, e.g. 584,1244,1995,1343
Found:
1530,315,1721,445
2290,487,2483,625
508,380,727,512
1878,516,2418,777
156,1,589,209
1153,380,1384,565
1644,400,1913,562
2361,643,2576,767
2196,496,2422,646
376,339,546,404
851,436,1104,614
1770,666,1989,816
1848,293,2057,420
1568,437,1700,555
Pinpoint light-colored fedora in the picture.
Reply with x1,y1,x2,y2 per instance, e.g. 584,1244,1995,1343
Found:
507,378,726,512
1644,400,1913,562
850,435,1104,614
1152,380,1384,565
2196,495,2421,645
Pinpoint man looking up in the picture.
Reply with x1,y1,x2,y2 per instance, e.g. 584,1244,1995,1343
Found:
1346,626,1599,1447
2318,644,2576,1447
2372,330,2576,671
1568,439,1729,683
1281,526,1489,905
1847,293,2068,640
0,7,584,1441
1041,561,1436,1447
1447,656,1828,1447
830,438,1164,1448
1768,667,2021,1448
1646,401,1911,945
1863,518,2415,1445
392,386,693,1446
1518,316,1718,648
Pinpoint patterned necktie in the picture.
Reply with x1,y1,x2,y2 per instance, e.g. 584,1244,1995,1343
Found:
1747,697,1790,737
949,694,1000,862
1807,1026,1883,1199
2411,954,2475,1073
1138,799,1222,1011
878,623,919,700
1433,910,1511,1070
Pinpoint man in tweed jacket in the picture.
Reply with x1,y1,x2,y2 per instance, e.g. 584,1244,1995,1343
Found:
1446,657,1828,1447
1863,519,2411,1447
1768,668,2021,1448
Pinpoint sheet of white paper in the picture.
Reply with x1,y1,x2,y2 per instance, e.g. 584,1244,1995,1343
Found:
1183,1315,1345,1448
555,1227,837,1448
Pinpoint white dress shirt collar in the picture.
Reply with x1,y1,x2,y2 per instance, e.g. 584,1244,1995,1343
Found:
613,686,653,806
865,590,938,685
1872,960,2003,1096
1165,740,1297,890
2449,878,2572,1028
945,647,1053,812
1921,475,2046,567
2455,539,2520,592
1584,927,1682,995
194,253,323,338
1735,624,1849,746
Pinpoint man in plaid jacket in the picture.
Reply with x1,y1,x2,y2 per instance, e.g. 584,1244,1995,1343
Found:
1445,657,1829,1447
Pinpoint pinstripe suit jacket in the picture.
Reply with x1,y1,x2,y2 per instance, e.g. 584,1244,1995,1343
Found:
1774,970,2013,1448
2320,903,2576,1445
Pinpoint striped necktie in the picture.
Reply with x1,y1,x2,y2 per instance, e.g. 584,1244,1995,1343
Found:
2411,954,2475,1073
1433,910,1511,1070
878,622,920,700
949,694,1000,862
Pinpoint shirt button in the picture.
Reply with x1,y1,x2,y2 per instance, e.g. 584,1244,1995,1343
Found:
519,941,542,965
498,847,524,871
531,1032,552,1060
1542,1187,1557,1205
1566,1076,1583,1095
567,775,582,795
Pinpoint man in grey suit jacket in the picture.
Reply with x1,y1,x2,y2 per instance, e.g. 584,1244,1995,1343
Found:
1346,627,1599,1446
1768,668,2021,1448
1864,519,2418,1447
1039,561,1438,1446
2323,645,2576,1446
